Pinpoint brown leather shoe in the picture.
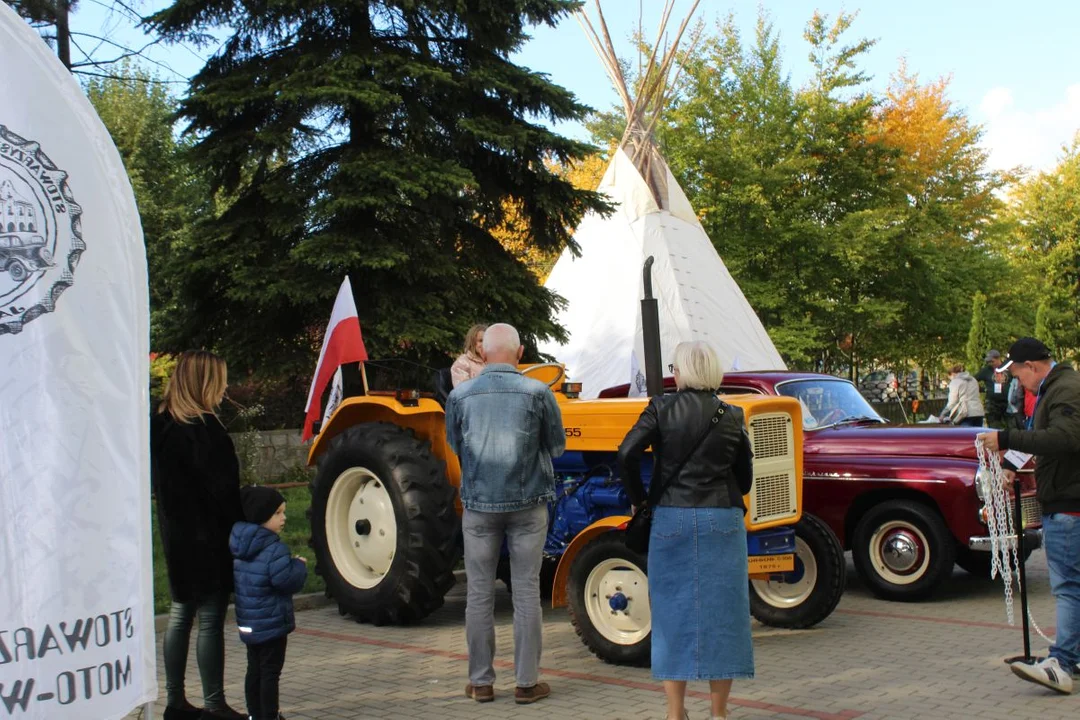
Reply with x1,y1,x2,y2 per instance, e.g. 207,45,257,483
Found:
464,684,494,702
515,682,551,704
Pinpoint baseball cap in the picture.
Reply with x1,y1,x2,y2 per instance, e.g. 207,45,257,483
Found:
997,337,1051,372
984,349,1001,362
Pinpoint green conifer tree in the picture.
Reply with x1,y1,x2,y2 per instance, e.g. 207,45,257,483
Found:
146,0,608,375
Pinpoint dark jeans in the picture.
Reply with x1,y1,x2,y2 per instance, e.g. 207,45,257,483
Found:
163,592,230,709
245,636,288,720
958,416,985,427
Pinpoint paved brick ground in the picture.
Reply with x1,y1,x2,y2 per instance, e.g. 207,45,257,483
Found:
131,553,1079,720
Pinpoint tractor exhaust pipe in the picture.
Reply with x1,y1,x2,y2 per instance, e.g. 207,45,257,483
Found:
641,256,663,397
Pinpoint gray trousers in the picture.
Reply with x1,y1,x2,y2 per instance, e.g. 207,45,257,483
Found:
462,505,548,687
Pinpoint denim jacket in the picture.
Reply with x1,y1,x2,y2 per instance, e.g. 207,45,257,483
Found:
445,364,566,512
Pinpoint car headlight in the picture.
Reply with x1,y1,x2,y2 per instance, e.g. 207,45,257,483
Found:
975,468,991,501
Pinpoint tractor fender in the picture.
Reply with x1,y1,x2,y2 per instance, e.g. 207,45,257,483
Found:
551,515,631,609
306,397,461,490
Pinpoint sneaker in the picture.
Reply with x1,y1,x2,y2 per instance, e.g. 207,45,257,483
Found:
514,682,551,704
464,684,494,703
1011,656,1074,694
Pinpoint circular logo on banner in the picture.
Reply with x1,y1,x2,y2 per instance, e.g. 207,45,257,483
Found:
0,124,84,335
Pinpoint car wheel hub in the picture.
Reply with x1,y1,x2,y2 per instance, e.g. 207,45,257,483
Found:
869,520,930,584
326,467,398,589
584,558,650,645
881,531,919,572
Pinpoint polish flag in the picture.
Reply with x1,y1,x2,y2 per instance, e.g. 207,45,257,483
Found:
302,277,368,442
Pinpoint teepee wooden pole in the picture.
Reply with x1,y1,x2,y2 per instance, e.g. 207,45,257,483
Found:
576,10,632,116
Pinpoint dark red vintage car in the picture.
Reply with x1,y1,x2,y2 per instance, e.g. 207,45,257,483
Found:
600,371,1042,602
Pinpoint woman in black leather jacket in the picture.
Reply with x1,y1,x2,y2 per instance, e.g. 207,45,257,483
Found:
618,341,754,720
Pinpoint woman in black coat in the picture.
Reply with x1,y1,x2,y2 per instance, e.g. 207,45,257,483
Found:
151,350,246,720
618,341,755,720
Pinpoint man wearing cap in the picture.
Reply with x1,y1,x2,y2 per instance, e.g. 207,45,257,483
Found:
978,337,1080,694
976,349,1010,428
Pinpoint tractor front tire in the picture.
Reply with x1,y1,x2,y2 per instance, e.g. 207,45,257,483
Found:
309,422,460,625
749,513,846,628
567,531,651,667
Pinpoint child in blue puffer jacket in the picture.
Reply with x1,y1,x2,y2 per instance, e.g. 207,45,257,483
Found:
231,486,308,720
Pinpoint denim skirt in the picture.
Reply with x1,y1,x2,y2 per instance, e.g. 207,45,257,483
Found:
648,506,755,681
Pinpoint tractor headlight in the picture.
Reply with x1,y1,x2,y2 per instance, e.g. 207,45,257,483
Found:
562,381,582,399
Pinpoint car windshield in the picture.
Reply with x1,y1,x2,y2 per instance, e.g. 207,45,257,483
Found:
776,379,885,430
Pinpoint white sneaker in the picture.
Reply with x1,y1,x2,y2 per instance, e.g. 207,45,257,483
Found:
1011,656,1074,694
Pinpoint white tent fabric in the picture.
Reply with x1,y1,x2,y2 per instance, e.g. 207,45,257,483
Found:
0,4,155,718
539,147,785,398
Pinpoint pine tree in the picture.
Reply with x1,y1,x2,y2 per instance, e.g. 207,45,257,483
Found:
965,291,989,372
146,0,608,375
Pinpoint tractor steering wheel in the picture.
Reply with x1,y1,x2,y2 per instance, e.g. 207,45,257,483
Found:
521,362,566,388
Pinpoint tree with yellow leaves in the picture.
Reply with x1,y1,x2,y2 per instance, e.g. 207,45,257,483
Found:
490,152,610,282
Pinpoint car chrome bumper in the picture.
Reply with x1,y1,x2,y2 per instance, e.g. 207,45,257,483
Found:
968,528,1043,552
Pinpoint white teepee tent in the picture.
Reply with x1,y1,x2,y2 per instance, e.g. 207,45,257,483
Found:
538,0,786,398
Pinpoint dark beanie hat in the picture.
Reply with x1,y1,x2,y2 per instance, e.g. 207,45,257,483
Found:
241,486,285,525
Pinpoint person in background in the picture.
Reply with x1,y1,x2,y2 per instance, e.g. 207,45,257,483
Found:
1006,373,1027,430
617,341,755,720
451,323,488,387
976,349,1009,427
978,337,1080,694
941,364,985,427
152,350,247,720
445,323,566,705
1024,384,1038,427
231,486,308,720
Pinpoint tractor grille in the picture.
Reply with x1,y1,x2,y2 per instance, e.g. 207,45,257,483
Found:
1022,495,1043,528
751,473,795,523
746,411,798,526
749,414,791,460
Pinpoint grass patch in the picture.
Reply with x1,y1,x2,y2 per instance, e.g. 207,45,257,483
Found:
152,486,325,615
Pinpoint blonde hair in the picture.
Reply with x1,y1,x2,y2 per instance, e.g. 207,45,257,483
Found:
159,350,228,423
673,341,725,391
462,324,488,357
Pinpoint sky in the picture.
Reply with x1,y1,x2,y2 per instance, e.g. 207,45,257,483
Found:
69,0,1080,174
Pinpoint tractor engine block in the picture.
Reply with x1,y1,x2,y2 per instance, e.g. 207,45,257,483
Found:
544,452,653,558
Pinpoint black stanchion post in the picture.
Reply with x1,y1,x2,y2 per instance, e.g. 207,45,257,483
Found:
1005,477,1033,666
1014,477,1032,661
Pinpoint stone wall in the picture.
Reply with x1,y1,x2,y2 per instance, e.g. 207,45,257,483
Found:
230,428,312,483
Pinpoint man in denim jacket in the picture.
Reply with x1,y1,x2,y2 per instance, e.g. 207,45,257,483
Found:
445,323,566,705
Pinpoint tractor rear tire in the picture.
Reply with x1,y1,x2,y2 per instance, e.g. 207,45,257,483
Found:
749,513,846,628
309,422,460,625
567,531,651,667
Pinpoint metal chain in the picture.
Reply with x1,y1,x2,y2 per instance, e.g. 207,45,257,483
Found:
975,439,1055,644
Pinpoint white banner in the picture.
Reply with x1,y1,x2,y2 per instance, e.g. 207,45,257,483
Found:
0,5,156,719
